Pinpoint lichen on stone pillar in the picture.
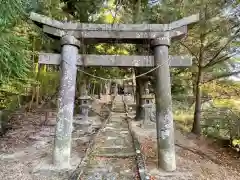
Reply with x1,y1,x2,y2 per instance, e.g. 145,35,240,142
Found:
151,35,176,172
53,35,80,167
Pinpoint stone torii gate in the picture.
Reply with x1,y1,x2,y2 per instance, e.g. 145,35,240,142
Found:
30,12,199,171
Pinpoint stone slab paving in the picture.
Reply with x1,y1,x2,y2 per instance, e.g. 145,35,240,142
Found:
80,96,139,180
81,156,137,180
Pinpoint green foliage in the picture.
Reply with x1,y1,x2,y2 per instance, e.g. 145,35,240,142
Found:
38,71,60,97
0,33,31,83
200,80,240,139
201,80,240,99
61,0,105,22
0,0,43,110
0,0,32,109
201,104,240,139
0,0,27,23
0,0,32,84
171,69,192,95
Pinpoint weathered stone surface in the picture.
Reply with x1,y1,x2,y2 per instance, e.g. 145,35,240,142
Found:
39,53,192,67
141,104,156,129
95,146,134,156
152,36,176,171
53,35,79,167
30,12,199,43
42,25,187,43
72,130,85,139
73,118,92,132
81,157,137,180
103,127,128,132
100,129,128,136
30,12,199,31
45,118,57,126
90,116,102,128
74,136,91,144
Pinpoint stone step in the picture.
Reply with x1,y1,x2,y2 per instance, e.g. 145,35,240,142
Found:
147,171,194,180
73,120,91,124
73,136,91,144
110,114,126,118
100,130,129,136
112,105,124,107
92,124,102,129
94,151,136,157
112,109,125,111
111,113,126,117
95,146,135,155
82,171,134,180
73,121,92,132
73,126,92,133
112,106,124,107
107,122,128,127
72,130,85,138
103,136,130,144
112,106,124,109
72,129,92,138
103,126,128,131
112,104,124,106
105,136,117,140
83,168,135,176
44,117,57,126
73,120,92,126
82,157,137,179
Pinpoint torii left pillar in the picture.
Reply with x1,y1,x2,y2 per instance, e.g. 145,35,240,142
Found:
53,35,80,167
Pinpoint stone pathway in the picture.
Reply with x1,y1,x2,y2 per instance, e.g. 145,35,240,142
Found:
80,96,139,180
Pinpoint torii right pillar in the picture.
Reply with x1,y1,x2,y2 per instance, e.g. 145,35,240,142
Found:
151,35,176,171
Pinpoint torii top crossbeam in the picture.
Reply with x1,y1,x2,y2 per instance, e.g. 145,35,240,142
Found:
30,12,199,44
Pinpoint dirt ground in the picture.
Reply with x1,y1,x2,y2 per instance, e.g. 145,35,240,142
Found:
130,121,240,180
0,96,109,180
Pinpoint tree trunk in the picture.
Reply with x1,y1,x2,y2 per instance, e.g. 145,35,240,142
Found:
80,79,87,96
98,83,101,99
0,110,2,135
76,68,84,98
92,83,96,95
191,68,203,135
100,82,103,97
192,72,197,95
191,31,206,135
133,0,142,117
135,77,144,120
131,68,136,101
135,77,141,120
